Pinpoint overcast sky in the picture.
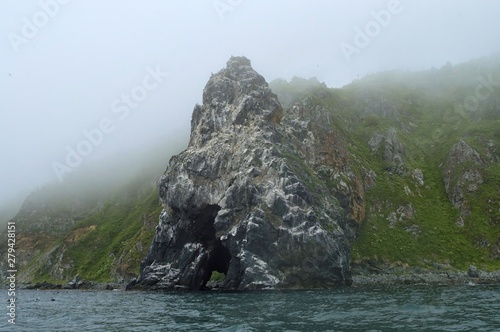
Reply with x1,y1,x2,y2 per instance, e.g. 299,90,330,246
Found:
1,0,500,207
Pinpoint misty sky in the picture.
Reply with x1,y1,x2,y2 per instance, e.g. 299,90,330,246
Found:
1,0,500,207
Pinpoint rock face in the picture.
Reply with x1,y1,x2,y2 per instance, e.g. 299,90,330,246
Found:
443,140,484,223
131,57,356,291
369,127,406,174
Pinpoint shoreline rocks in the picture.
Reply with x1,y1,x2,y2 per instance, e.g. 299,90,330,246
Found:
352,264,500,286
352,270,500,287
18,267,500,291
22,277,125,291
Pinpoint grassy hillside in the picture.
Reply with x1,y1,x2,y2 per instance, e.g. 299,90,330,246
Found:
25,188,161,283
9,171,163,284
271,53,500,271
0,140,183,284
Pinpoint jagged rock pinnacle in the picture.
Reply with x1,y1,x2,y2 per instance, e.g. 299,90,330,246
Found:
190,56,283,147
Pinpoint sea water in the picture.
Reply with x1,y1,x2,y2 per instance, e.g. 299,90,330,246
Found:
3,284,499,331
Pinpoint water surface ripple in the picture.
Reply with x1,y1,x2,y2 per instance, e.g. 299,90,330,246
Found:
4,284,499,331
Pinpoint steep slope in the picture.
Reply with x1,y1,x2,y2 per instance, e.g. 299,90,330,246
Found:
19,189,160,284
0,145,177,284
271,54,500,272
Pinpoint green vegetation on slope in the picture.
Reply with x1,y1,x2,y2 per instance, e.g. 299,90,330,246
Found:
271,54,500,271
23,184,162,284
0,138,187,284
61,189,161,282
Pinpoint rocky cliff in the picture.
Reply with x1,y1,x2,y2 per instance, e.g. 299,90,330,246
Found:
3,54,499,287
129,57,359,290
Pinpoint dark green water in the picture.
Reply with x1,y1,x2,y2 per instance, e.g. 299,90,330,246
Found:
5,284,499,331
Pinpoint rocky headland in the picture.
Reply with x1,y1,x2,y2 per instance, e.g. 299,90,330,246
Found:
3,54,499,290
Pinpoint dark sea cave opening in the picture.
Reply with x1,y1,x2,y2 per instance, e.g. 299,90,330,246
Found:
194,204,232,289
203,242,232,289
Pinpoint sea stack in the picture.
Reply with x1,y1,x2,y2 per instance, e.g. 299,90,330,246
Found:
129,56,359,291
